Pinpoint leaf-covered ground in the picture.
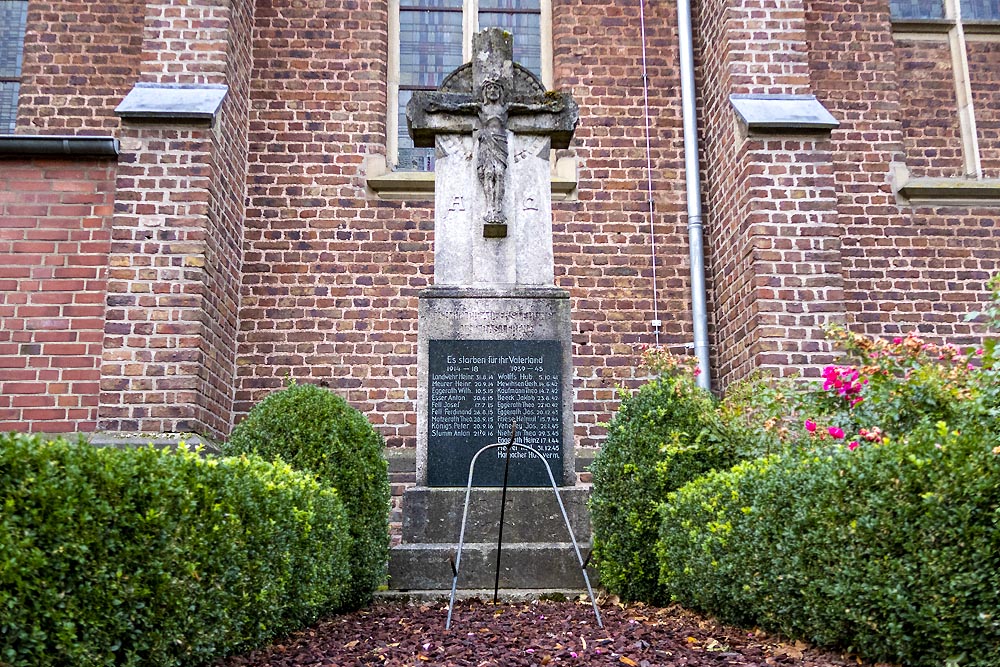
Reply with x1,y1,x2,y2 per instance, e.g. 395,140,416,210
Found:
213,599,887,667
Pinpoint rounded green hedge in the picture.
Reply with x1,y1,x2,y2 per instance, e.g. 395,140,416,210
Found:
0,433,351,667
224,382,390,609
657,424,1000,667
589,373,728,604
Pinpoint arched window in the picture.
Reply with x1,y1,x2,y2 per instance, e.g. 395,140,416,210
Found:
388,0,550,171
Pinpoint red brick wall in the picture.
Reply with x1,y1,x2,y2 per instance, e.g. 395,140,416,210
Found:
17,1,144,133
969,40,1000,179
238,0,417,443
695,0,755,385
894,37,966,178
0,159,114,432
99,127,215,434
804,2,999,344
697,0,844,386
551,0,689,441
3,0,999,443
198,0,254,438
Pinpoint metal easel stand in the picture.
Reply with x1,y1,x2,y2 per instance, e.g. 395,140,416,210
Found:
445,437,603,629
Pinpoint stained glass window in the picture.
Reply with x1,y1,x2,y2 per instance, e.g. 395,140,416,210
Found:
394,0,545,171
961,0,1000,20
890,0,999,20
889,0,944,18
0,1,28,133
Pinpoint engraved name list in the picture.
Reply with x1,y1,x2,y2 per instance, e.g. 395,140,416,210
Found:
427,339,563,486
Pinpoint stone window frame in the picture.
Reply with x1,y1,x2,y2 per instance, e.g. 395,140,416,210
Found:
891,0,1000,204
0,0,29,133
367,0,578,200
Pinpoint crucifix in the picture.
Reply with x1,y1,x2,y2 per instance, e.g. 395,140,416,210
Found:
407,29,578,240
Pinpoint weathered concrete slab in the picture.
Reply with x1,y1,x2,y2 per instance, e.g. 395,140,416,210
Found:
401,486,592,544
116,83,228,122
389,542,596,590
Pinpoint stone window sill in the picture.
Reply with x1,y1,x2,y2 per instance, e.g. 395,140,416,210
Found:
364,155,578,201
891,18,1000,35
893,167,1000,206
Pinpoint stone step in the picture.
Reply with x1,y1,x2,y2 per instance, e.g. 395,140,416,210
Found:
375,589,589,603
400,486,592,544
388,542,598,591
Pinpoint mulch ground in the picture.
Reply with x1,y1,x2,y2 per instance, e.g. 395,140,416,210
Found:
213,598,888,667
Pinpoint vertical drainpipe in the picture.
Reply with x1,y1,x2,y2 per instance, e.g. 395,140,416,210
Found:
677,0,712,390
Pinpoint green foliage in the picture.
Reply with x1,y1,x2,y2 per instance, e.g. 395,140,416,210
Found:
595,272,1000,663
966,273,1000,365
657,423,1000,666
224,382,390,608
0,433,351,667
796,326,994,443
590,353,733,604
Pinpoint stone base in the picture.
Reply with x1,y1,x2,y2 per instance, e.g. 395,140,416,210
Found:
389,542,596,591
388,484,596,592
401,486,591,543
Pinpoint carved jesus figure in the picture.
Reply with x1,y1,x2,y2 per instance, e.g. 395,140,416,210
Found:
426,78,564,235
476,80,509,227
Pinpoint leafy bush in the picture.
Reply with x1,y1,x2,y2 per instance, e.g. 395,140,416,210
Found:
225,382,390,608
0,433,351,667
657,421,1000,667
590,353,732,604
791,326,995,445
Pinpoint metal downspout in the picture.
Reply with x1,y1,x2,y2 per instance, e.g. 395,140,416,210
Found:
677,0,712,390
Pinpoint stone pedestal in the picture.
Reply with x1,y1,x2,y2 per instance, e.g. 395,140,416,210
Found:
388,487,594,591
388,288,593,593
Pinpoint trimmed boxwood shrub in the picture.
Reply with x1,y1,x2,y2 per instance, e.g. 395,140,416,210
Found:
657,423,1000,667
224,382,390,608
0,433,351,667
589,366,730,604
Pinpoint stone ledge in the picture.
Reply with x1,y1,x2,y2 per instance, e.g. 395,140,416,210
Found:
115,82,228,124
895,174,1000,206
87,432,221,454
891,18,1000,35
365,154,577,201
400,486,592,543
420,285,570,300
730,94,838,134
375,588,589,602
388,542,596,590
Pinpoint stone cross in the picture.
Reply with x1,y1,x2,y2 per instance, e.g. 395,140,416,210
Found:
407,29,578,286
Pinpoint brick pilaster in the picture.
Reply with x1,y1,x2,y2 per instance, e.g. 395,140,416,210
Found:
699,0,844,386
100,0,253,438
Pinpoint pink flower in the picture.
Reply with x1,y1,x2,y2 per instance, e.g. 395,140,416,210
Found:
848,441,860,451
828,426,845,439
804,419,817,433
861,426,883,442
893,337,903,344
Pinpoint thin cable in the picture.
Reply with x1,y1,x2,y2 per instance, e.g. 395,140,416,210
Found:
638,0,660,347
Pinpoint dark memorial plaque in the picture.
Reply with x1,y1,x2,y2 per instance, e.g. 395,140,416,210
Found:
428,339,563,486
